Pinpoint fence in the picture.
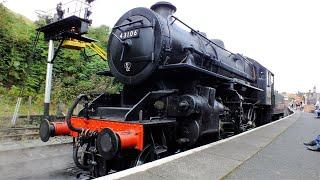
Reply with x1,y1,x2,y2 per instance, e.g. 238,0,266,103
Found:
0,96,69,128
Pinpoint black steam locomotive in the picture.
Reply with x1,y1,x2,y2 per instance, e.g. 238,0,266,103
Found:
40,2,276,177
107,1,275,145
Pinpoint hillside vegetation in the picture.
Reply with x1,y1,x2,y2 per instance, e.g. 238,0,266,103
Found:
0,4,118,116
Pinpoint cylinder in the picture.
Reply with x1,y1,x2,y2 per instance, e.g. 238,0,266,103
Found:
117,131,139,149
97,128,140,160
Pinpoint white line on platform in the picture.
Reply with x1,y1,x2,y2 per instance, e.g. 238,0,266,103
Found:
98,110,296,180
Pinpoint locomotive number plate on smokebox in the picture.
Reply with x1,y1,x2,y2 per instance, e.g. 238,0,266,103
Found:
119,29,140,40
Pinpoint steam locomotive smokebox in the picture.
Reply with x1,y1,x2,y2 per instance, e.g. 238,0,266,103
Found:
36,15,91,41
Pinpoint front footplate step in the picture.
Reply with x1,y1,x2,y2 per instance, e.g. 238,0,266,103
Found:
96,107,131,120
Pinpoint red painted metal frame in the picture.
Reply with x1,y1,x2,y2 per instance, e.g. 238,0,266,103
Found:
67,117,144,151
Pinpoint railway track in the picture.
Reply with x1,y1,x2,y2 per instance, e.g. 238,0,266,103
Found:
0,115,65,121
0,115,65,141
0,127,39,141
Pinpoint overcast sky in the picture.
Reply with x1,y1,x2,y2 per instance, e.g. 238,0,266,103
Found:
3,0,320,93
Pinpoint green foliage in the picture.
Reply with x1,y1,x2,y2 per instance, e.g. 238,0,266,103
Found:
87,25,110,48
0,4,38,90
0,4,118,106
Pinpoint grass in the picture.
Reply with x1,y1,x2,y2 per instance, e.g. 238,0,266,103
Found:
0,95,70,128
0,95,67,117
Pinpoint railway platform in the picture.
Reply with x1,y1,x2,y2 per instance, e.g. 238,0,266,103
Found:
102,110,320,180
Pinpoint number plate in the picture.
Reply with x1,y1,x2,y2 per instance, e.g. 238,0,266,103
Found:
119,29,140,40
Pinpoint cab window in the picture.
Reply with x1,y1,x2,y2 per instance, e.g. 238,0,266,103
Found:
267,71,274,87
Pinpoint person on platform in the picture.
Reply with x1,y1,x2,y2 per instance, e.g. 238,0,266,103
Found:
304,100,320,151
304,135,320,151
315,99,320,117
300,102,304,111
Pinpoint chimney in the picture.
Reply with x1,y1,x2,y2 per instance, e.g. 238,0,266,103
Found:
150,1,176,18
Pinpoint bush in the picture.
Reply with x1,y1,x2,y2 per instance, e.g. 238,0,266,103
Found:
0,4,118,107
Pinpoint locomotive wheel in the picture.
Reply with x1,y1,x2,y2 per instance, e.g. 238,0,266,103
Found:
134,144,165,166
73,142,90,170
234,104,245,134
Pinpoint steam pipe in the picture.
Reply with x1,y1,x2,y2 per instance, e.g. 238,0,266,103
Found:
66,94,89,133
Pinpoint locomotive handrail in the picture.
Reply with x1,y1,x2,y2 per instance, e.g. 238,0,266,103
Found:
236,53,254,65
168,15,253,73
170,15,234,55
111,33,126,44
113,19,143,29
160,64,263,92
